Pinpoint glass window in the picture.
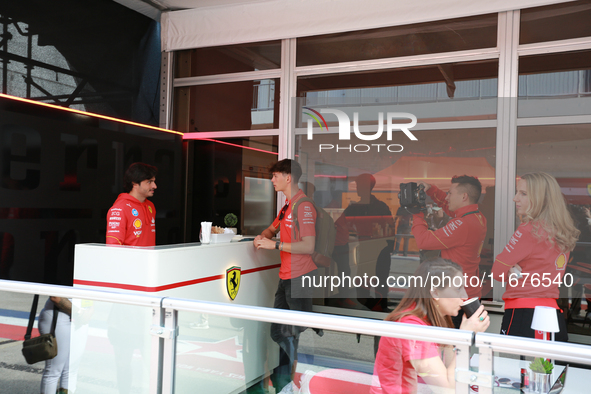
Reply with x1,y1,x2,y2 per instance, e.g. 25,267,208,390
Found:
296,123,497,310
187,136,278,239
518,50,591,118
296,14,497,67
297,60,498,123
516,124,591,340
173,79,279,132
520,1,591,45
174,41,281,78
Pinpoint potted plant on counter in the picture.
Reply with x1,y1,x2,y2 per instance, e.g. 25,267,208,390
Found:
529,357,553,393
224,213,238,234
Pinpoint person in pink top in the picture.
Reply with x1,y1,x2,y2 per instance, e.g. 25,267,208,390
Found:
372,258,490,394
492,172,580,341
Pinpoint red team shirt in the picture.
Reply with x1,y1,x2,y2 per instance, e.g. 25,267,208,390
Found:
106,193,156,247
272,190,317,280
492,222,568,309
371,312,440,394
412,185,487,298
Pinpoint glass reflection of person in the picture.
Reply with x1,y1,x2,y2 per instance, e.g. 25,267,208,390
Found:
333,174,394,307
492,173,580,340
411,176,487,328
371,258,489,394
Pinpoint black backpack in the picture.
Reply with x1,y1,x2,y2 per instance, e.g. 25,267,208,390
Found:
292,196,336,267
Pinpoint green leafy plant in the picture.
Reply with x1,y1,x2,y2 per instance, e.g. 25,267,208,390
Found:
224,213,238,227
529,357,554,374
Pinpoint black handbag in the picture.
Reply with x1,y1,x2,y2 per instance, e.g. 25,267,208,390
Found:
22,295,59,364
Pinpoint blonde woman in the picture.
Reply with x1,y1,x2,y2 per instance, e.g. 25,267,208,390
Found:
492,172,580,340
372,259,489,394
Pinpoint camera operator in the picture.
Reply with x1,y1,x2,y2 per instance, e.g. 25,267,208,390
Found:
410,175,487,328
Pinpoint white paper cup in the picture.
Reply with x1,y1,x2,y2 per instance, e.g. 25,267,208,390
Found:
200,222,212,244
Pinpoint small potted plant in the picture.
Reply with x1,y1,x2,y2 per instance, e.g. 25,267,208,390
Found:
529,357,553,393
224,213,238,234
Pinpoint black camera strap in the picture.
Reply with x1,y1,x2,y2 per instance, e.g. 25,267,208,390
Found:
461,210,480,218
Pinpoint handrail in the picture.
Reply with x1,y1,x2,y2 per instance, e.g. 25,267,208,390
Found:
475,332,591,365
161,297,474,346
0,279,473,347
0,279,162,308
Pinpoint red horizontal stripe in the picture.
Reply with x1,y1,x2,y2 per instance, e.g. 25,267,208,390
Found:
0,323,39,341
73,264,281,292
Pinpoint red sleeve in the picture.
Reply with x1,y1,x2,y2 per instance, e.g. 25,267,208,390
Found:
297,201,316,238
106,207,126,245
411,214,471,250
492,225,534,280
426,185,455,217
398,316,439,361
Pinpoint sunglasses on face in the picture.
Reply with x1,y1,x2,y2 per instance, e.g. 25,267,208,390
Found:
278,203,289,220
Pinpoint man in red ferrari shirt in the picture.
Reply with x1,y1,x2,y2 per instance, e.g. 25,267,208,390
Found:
106,163,157,246
254,159,317,393
410,175,487,328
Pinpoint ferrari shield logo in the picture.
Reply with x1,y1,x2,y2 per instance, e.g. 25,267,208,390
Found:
226,266,241,300
587,184,591,197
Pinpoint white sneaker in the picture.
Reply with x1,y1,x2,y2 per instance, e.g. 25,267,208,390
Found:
278,382,296,394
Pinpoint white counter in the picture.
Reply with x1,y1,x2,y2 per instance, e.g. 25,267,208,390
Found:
73,241,281,394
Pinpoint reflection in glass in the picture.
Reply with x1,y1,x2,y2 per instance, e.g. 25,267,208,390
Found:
188,137,278,239
297,60,498,123
173,79,279,132
175,41,281,78
69,299,153,393
296,14,497,66
295,123,497,310
520,1,591,45
518,50,591,117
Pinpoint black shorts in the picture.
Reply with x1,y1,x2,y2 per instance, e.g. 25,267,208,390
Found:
500,308,568,342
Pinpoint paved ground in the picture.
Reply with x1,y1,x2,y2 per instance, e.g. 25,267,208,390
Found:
1,291,46,392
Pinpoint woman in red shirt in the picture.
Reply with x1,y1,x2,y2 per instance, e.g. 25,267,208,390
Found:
372,258,490,394
492,172,580,340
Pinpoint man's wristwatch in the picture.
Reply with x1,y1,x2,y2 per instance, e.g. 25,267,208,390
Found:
275,241,280,250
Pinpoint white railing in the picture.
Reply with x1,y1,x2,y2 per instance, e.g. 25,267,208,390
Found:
2,279,591,394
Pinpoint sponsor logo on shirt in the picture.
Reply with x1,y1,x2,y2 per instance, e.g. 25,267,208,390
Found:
111,211,120,216
304,205,312,211
109,216,121,221
126,203,132,208
111,208,122,212
304,212,313,218
134,230,142,237
132,209,139,216
504,229,523,253
555,253,567,270
133,219,142,229
109,222,120,229
148,206,153,214
108,230,119,233
442,219,463,237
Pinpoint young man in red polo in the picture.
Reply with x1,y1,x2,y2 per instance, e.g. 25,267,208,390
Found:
254,159,316,394
106,162,157,247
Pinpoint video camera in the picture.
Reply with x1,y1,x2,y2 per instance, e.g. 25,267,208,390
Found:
398,182,427,214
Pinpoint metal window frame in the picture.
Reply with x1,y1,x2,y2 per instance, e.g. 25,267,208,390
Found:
164,6,591,283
